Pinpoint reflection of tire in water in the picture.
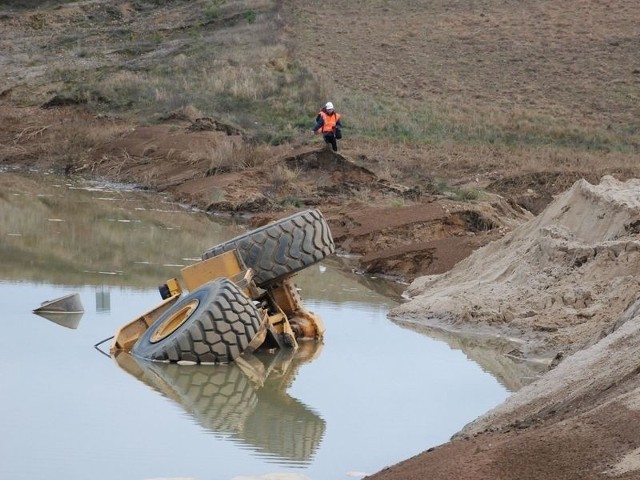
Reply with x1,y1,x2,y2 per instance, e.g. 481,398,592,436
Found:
243,383,326,465
202,209,335,288
114,352,325,465
138,361,258,432
132,279,262,364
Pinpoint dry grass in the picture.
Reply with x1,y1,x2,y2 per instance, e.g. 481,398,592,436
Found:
84,122,132,145
2,0,327,139
288,0,639,152
268,164,301,192
197,142,271,174
1,0,639,195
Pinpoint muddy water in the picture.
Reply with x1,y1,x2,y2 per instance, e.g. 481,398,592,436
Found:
0,172,510,480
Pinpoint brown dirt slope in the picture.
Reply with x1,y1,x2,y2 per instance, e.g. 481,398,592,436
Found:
291,0,639,127
0,102,529,282
372,177,640,480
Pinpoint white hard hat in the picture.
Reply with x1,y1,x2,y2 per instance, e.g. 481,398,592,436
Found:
325,102,334,110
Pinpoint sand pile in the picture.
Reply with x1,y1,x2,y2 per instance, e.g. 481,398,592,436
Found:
391,176,640,363
461,296,640,436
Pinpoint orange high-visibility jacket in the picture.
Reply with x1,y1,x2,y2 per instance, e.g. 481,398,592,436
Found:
316,110,341,133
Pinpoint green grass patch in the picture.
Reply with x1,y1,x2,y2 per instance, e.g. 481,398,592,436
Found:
338,92,638,153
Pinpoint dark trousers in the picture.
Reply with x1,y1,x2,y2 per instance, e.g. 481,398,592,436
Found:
323,133,338,151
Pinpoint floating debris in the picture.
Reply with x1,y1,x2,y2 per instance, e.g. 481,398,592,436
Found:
34,293,84,314
33,311,83,329
106,218,141,223
33,293,84,329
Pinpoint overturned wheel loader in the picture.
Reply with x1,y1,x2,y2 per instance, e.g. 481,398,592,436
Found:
110,209,335,364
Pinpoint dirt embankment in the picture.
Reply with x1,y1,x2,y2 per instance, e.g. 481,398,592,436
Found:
366,177,640,480
2,0,638,285
0,103,530,284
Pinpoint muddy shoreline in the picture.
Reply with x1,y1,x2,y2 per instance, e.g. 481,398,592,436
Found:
0,103,534,288
367,176,640,480
3,120,640,479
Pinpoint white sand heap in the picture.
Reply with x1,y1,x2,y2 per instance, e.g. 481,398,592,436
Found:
391,176,640,362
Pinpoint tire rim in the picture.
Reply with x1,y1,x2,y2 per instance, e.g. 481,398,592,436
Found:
150,299,199,343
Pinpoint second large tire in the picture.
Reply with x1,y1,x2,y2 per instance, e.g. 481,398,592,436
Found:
132,278,262,364
202,209,335,287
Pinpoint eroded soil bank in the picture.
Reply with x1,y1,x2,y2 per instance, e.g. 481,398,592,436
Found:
0,103,531,285
367,177,640,480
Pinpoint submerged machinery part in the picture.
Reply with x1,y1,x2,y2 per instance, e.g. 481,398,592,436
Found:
132,278,262,364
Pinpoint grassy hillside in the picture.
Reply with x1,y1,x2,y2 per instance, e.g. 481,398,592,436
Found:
1,0,638,197
2,0,327,144
290,0,639,147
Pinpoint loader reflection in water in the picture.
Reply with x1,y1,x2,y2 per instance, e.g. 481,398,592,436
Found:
113,341,325,465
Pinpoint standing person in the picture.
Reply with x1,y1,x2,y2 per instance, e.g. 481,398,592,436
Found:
312,101,342,152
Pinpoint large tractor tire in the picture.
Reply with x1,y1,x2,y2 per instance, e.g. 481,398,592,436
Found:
202,209,335,288
132,278,262,364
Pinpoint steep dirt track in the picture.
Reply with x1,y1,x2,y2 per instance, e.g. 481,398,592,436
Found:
367,395,640,480
368,310,640,480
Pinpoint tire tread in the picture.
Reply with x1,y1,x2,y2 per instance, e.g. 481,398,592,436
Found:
202,209,334,287
132,279,261,364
